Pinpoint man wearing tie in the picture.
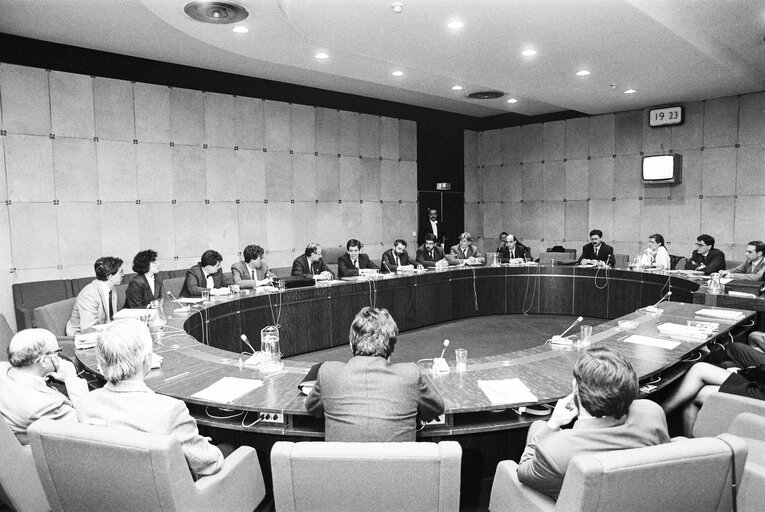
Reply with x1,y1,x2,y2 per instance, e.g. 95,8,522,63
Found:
338,239,379,278
291,243,334,280
684,234,726,275
381,239,415,273
577,229,615,267
416,234,447,268
66,256,124,336
231,244,275,288
720,241,764,281
447,232,485,265
497,232,531,262
419,208,445,246
181,250,238,297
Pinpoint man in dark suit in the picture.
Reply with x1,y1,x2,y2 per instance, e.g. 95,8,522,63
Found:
577,229,615,267
305,307,444,442
416,233,447,268
684,234,726,275
180,250,237,297
496,232,531,262
381,239,414,273
338,239,379,277
419,207,445,246
291,243,334,280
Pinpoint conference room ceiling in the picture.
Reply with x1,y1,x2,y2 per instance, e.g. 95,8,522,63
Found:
1,0,764,119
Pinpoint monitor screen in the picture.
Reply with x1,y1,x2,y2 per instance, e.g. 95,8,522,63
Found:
642,154,681,184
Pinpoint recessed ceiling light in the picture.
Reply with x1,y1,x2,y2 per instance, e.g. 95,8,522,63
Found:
521,49,537,57
624,89,637,94
447,20,464,29
232,26,248,33
576,70,590,76
392,70,404,77
451,85,463,91
507,98,518,104
315,52,329,60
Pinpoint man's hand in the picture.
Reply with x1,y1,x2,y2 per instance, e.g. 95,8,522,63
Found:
47,357,78,383
546,393,579,431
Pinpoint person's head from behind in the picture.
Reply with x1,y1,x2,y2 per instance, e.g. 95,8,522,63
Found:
305,243,322,262
349,307,398,359
199,250,223,273
696,234,715,255
95,256,124,286
424,233,437,250
573,347,638,419
243,244,265,268
132,249,158,275
8,328,60,374
97,319,153,385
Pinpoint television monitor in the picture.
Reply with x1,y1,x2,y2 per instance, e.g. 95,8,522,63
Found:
642,154,682,184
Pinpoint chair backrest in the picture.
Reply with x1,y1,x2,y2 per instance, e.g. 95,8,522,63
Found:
539,252,577,265
728,412,765,442
114,283,128,311
0,418,49,512
693,392,765,438
28,419,199,512
12,279,73,330
163,277,186,299
32,297,77,337
670,254,686,270
271,441,462,512
0,313,13,362
612,253,629,268
554,434,747,512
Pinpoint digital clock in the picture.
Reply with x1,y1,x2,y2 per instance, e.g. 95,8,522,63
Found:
649,106,683,127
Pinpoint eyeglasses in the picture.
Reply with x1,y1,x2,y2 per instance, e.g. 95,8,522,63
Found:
36,347,62,363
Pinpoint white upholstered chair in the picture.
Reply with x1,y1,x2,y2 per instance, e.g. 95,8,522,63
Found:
693,391,765,438
488,434,747,512
28,419,265,512
0,418,49,512
271,440,462,512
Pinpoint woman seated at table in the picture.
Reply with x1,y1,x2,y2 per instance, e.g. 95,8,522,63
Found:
124,249,164,308
639,233,671,270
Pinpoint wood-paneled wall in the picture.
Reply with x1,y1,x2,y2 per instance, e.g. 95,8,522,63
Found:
0,63,418,329
465,92,765,262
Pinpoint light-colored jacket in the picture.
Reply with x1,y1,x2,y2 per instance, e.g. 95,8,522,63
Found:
66,279,117,336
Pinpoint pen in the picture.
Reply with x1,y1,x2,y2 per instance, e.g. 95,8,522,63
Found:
164,371,190,382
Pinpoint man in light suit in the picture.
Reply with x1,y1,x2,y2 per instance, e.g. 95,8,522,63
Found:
0,329,89,444
77,319,225,478
231,244,275,288
66,256,124,336
577,229,615,267
416,233,447,268
337,239,379,277
180,249,238,297
516,347,670,499
381,239,415,273
721,241,764,281
305,307,444,442
291,243,334,280
447,232,485,265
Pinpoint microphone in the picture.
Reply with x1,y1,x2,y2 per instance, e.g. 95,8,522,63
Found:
240,334,256,354
383,260,393,274
167,291,190,313
551,317,583,345
439,339,450,359
433,339,450,373
645,291,672,313
241,334,261,366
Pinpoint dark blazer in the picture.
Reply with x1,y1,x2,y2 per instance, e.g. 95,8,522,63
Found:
415,244,445,268
380,249,412,273
337,253,379,278
180,265,233,297
305,355,444,442
419,218,445,246
497,242,531,262
578,242,615,266
124,273,165,308
685,248,726,275
291,254,334,277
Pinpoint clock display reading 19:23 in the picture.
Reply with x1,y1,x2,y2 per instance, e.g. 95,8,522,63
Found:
649,106,683,127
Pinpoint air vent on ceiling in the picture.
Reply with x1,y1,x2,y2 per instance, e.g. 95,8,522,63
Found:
467,91,505,100
184,1,248,24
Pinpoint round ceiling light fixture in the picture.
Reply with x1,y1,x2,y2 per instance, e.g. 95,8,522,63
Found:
184,1,249,24
467,91,505,100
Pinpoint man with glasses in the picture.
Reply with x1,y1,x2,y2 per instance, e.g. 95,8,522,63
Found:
720,241,765,281
66,256,124,336
685,234,726,275
0,329,89,444
181,249,238,297
577,229,615,267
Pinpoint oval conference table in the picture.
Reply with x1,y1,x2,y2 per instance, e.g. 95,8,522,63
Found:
76,264,755,440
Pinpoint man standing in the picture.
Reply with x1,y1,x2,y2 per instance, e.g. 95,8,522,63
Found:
338,239,379,278
419,208,445,246
577,229,615,267
416,234,447,268
291,243,334,280
381,239,414,273
685,234,726,275
231,245,275,288
497,232,531,262
517,347,669,499
721,241,764,281
181,250,238,297
66,256,124,336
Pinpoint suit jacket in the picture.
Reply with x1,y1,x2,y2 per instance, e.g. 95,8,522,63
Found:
380,249,412,273
180,265,233,297
305,356,444,442
517,400,670,499
77,380,223,477
66,279,119,336
419,218,445,246
291,254,334,277
447,243,484,265
578,242,615,267
729,257,765,281
685,248,726,275
124,273,165,308
231,260,272,288
337,253,379,277
415,244,446,268
0,362,88,445
496,242,531,262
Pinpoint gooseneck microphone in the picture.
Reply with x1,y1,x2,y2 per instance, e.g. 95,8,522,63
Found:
439,339,450,359
167,291,189,311
652,291,672,308
559,317,584,338
240,334,257,354
645,291,672,313
383,260,393,273
433,339,451,373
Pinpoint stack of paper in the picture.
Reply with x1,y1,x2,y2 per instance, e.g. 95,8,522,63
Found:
191,377,263,403
695,309,745,321
74,332,99,349
623,334,681,350
656,323,708,341
478,378,538,405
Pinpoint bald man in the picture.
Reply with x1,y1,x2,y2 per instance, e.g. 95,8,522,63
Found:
0,329,89,444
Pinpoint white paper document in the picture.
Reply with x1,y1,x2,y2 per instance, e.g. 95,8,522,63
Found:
478,378,538,405
623,334,681,350
178,297,204,304
694,309,745,321
113,308,156,319
191,377,263,403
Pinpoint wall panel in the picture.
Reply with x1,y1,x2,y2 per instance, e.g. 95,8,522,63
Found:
134,83,170,143
204,92,236,148
97,140,137,201
50,71,94,139
9,204,57,270
53,138,98,202
5,134,54,202
235,96,264,150
136,143,173,202
94,77,135,142
291,104,316,154
0,63,50,135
